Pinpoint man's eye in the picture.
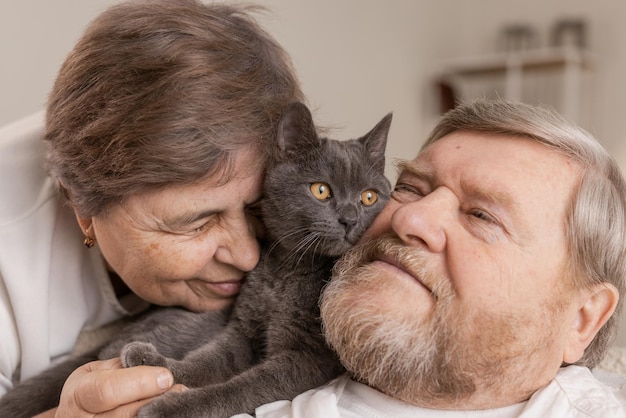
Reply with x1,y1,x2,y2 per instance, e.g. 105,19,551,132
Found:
471,209,493,222
391,183,425,203
394,184,421,194
468,209,502,229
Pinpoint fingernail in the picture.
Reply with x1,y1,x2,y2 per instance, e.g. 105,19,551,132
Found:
157,371,173,390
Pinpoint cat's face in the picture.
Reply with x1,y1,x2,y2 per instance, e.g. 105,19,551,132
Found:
262,102,392,259
264,138,390,257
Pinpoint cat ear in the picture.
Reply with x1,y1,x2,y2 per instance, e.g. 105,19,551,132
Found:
360,112,392,172
277,102,320,155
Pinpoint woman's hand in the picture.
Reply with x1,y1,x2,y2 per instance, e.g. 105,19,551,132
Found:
41,357,183,417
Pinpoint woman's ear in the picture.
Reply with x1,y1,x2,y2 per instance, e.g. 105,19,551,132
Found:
563,283,619,364
75,214,97,248
74,214,94,237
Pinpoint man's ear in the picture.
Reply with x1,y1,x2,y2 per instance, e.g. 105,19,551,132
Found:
563,283,619,364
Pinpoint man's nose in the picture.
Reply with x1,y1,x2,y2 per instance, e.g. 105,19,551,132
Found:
390,187,456,253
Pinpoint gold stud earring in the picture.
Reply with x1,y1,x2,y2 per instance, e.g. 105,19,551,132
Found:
83,224,95,248
84,236,95,248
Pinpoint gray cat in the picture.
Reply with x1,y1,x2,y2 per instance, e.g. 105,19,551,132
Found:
0,102,392,417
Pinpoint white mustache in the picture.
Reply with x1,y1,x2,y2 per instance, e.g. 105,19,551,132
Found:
334,233,445,298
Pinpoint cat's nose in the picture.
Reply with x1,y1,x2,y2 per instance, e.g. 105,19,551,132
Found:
339,217,356,229
339,206,358,230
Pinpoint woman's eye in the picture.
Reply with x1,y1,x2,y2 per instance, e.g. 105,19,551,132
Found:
189,216,218,235
310,182,332,200
360,189,378,206
192,222,210,234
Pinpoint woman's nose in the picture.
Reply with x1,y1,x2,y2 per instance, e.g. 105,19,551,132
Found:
390,187,456,253
214,213,261,272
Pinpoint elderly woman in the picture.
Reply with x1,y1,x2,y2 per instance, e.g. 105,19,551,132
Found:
0,0,302,415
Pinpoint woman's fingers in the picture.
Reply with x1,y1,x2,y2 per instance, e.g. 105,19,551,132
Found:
57,358,174,416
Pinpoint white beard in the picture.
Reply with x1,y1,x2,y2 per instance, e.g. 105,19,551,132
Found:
320,234,562,408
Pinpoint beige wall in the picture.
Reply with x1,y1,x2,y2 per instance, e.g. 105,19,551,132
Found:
3,0,626,344
0,1,114,125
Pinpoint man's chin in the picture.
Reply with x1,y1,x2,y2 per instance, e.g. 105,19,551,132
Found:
321,263,479,406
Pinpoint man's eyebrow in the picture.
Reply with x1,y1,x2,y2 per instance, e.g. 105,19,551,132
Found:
395,159,432,181
459,178,519,215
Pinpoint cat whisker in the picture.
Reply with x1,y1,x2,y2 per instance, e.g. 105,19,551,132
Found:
266,227,311,256
265,227,321,269
273,231,323,269
290,233,325,269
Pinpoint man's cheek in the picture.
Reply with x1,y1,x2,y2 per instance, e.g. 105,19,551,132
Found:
360,205,395,243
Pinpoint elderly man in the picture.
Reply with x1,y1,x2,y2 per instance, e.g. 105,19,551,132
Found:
238,99,626,417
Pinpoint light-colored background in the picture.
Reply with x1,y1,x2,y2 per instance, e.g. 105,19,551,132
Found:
3,0,626,345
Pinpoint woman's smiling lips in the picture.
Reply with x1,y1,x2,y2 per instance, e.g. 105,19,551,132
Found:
192,279,243,298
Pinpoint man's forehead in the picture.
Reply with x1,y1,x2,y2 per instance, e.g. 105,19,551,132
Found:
399,131,583,237
414,131,581,172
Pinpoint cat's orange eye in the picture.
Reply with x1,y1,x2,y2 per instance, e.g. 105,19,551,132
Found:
310,182,332,200
361,190,378,206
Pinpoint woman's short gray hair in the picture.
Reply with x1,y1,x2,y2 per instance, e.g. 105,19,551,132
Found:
424,99,626,368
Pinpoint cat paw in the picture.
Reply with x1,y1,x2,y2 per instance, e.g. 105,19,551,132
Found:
121,342,167,368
